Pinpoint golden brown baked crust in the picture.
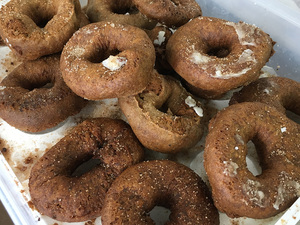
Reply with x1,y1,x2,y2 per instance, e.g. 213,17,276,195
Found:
132,0,202,27
0,54,87,133
230,76,300,115
119,71,206,153
166,17,275,99
204,102,300,218
60,21,155,100
86,0,157,29
101,160,219,225
0,0,89,60
29,118,144,222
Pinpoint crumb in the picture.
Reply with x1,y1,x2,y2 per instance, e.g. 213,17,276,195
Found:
24,156,33,164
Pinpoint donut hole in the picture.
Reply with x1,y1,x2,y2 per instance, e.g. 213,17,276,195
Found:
21,78,54,91
286,110,300,124
110,1,139,15
206,46,231,58
158,102,171,114
88,47,120,64
71,158,102,177
246,140,262,176
29,8,56,28
149,205,171,224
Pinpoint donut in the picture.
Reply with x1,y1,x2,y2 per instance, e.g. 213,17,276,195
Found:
145,25,174,74
204,102,300,218
29,117,144,222
86,0,157,29
119,71,206,153
60,22,156,100
101,160,219,225
0,54,87,133
132,0,202,27
0,0,89,61
230,76,300,115
166,17,275,99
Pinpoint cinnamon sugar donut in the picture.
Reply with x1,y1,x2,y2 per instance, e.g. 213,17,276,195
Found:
230,77,300,115
60,22,155,100
0,55,87,133
119,71,205,153
132,0,202,27
204,102,300,218
29,118,144,222
86,0,157,29
101,160,219,225
0,0,88,61
166,17,275,99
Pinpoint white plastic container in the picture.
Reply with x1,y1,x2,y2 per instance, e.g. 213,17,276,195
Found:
0,0,299,225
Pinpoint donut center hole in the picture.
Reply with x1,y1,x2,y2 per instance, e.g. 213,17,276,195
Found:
286,110,300,124
158,102,172,114
31,11,55,28
22,79,54,91
246,140,262,176
206,46,230,58
88,48,120,64
71,158,102,177
111,2,139,15
149,206,171,225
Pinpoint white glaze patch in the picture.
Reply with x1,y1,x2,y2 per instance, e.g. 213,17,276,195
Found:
234,134,245,145
243,179,266,207
227,21,258,46
190,51,211,64
185,96,203,117
223,161,239,177
102,55,127,71
154,31,166,46
237,49,256,64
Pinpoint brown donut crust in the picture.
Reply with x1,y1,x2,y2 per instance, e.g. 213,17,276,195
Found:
0,35,4,46
145,25,174,74
0,55,87,133
204,102,300,218
29,118,144,222
166,17,275,99
101,160,219,225
0,0,89,61
119,71,206,153
230,77,300,115
132,0,202,27
86,0,157,29
60,22,156,100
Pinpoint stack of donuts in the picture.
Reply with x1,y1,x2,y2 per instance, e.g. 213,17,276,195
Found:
0,0,299,224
